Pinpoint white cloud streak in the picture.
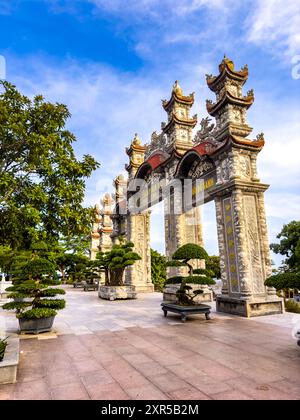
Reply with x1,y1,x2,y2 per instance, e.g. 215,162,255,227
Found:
247,0,300,58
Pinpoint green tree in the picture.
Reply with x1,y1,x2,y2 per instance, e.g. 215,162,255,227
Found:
0,81,99,250
270,221,300,271
150,249,166,292
205,255,221,278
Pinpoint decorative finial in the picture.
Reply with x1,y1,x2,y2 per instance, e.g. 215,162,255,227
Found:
133,133,141,145
172,80,183,96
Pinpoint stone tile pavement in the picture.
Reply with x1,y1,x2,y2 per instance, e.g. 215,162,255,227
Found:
0,287,299,400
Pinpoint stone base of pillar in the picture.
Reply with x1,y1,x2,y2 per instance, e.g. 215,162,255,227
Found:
216,295,284,317
132,284,154,293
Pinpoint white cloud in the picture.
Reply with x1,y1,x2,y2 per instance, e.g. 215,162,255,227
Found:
247,0,300,58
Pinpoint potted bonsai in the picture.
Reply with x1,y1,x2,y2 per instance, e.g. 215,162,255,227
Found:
162,243,216,322
163,243,215,304
3,257,66,334
97,240,141,301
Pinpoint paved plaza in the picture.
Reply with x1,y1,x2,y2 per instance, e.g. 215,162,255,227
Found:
0,287,300,400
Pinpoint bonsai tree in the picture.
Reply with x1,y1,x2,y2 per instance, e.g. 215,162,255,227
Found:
168,243,209,275
176,284,204,306
3,256,66,325
96,240,141,286
165,243,215,305
107,241,141,286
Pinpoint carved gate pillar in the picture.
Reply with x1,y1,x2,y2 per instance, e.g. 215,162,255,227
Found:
125,212,153,293
206,57,283,316
125,134,154,292
165,204,205,277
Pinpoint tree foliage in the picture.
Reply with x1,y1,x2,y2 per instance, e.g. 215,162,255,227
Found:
270,221,300,272
0,81,99,249
205,255,221,278
150,249,166,292
264,273,300,291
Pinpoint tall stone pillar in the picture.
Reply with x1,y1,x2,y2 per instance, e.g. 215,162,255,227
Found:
206,57,283,316
98,193,113,253
90,204,101,261
125,211,153,292
125,133,154,292
165,199,204,276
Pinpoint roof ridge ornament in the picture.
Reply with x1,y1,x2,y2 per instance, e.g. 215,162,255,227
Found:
172,80,183,96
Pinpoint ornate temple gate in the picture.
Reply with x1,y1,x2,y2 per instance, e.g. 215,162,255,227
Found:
91,57,283,317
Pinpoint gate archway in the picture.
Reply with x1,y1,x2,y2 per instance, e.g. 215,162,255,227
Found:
92,57,283,317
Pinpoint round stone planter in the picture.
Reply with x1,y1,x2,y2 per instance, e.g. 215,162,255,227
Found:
98,285,137,301
18,316,55,334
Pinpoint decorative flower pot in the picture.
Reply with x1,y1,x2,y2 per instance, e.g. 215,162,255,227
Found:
98,285,137,301
18,316,55,334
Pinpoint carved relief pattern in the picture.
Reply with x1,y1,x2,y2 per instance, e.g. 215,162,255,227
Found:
222,197,240,293
188,159,214,179
243,195,265,294
145,131,170,158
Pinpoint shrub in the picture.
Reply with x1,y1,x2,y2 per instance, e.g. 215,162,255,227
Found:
264,273,300,291
285,299,300,314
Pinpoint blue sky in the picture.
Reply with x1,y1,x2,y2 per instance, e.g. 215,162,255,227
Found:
0,0,299,264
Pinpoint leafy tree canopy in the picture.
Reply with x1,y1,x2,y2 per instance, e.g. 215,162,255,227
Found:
0,81,99,249
150,249,166,292
270,221,300,272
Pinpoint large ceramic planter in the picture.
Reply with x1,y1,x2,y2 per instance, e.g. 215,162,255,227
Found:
18,316,55,334
0,337,19,384
99,285,137,301
163,283,213,304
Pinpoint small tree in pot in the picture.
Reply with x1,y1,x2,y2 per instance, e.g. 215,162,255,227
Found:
162,244,215,322
3,257,66,334
164,243,215,305
97,240,141,300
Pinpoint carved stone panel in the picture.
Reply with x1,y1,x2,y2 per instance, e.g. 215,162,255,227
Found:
222,197,240,293
243,195,265,294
